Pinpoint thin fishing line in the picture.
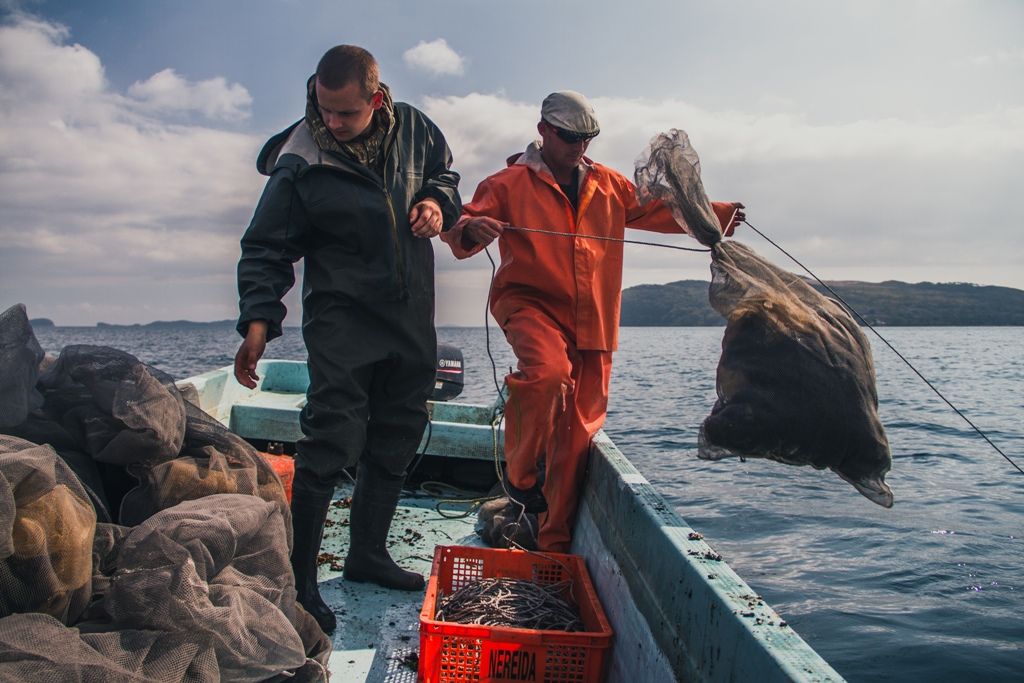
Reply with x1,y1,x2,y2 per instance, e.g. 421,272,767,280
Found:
482,244,530,531
483,247,508,406
482,244,563,556
504,225,711,252
742,219,1023,476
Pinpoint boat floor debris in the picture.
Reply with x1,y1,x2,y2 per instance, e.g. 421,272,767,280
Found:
319,480,487,682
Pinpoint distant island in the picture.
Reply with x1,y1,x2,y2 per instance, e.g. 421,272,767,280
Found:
36,280,1024,328
620,280,1024,326
96,319,237,329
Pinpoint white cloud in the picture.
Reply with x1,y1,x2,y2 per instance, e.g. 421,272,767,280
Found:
0,13,105,102
403,38,465,76
0,15,264,324
423,92,1024,197
968,48,1024,66
421,93,536,186
128,68,253,120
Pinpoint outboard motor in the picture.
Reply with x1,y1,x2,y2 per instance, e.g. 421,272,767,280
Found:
432,344,464,401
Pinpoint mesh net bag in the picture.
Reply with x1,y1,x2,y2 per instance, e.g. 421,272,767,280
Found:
119,402,291,538
24,344,288,528
0,436,96,624
0,497,329,682
37,345,186,467
0,612,218,683
0,321,325,679
0,304,45,429
635,129,725,247
635,130,893,507
476,496,538,550
99,493,311,681
4,413,115,524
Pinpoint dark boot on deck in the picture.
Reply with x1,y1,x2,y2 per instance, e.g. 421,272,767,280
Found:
290,470,338,634
502,471,548,514
343,464,424,591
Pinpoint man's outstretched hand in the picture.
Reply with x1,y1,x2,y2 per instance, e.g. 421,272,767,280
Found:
234,320,267,388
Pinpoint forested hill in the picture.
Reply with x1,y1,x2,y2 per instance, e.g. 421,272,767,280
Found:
620,280,1024,326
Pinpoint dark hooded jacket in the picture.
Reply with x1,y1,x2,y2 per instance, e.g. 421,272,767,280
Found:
237,102,461,340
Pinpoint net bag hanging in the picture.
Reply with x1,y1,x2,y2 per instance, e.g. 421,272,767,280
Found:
634,129,893,507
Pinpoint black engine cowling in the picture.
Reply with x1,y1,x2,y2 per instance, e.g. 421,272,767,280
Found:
432,344,464,401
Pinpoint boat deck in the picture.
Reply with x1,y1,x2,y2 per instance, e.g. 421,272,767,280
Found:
317,481,487,682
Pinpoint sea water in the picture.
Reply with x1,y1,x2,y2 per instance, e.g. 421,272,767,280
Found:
31,325,1024,682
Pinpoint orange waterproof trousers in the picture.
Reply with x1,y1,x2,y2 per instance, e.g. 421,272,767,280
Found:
502,308,613,552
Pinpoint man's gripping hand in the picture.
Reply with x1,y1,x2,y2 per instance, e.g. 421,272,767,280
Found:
462,216,506,247
409,198,444,238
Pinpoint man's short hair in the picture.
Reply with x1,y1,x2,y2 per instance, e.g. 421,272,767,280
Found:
316,45,380,99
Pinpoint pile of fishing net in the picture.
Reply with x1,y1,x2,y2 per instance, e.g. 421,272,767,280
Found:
0,304,329,681
634,131,893,507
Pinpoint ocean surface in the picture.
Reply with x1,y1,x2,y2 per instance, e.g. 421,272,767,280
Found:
31,324,1024,682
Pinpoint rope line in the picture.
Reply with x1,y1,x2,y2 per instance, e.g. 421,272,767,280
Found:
484,248,509,406
503,225,711,252
741,219,1022,475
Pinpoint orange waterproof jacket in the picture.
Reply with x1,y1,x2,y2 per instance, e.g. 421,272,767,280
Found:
443,143,707,351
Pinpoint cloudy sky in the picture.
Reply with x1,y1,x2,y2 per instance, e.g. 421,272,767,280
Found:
1,0,1021,326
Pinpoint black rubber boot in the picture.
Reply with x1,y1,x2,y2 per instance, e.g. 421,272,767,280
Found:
502,471,548,514
290,470,338,634
343,464,425,591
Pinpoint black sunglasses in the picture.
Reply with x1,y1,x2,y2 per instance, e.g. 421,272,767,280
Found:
550,125,598,144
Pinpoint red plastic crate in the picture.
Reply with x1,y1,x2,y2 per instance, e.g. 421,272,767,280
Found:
419,545,613,683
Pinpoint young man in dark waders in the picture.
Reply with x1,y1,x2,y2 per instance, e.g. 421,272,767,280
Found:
442,91,743,552
233,45,461,633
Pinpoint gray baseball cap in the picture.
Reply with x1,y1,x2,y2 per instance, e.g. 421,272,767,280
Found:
540,91,600,135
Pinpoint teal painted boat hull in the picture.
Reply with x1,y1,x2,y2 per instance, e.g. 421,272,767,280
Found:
179,360,843,682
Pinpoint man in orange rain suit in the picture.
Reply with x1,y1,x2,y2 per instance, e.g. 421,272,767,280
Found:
441,91,744,552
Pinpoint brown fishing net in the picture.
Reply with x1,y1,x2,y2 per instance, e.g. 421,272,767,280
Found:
0,310,328,680
98,494,321,681
4,338,290,528
37,345,187,467
635,129,893,507
0,494,329,682
0,305,45,429
0,436,96,625
120,402,291,537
